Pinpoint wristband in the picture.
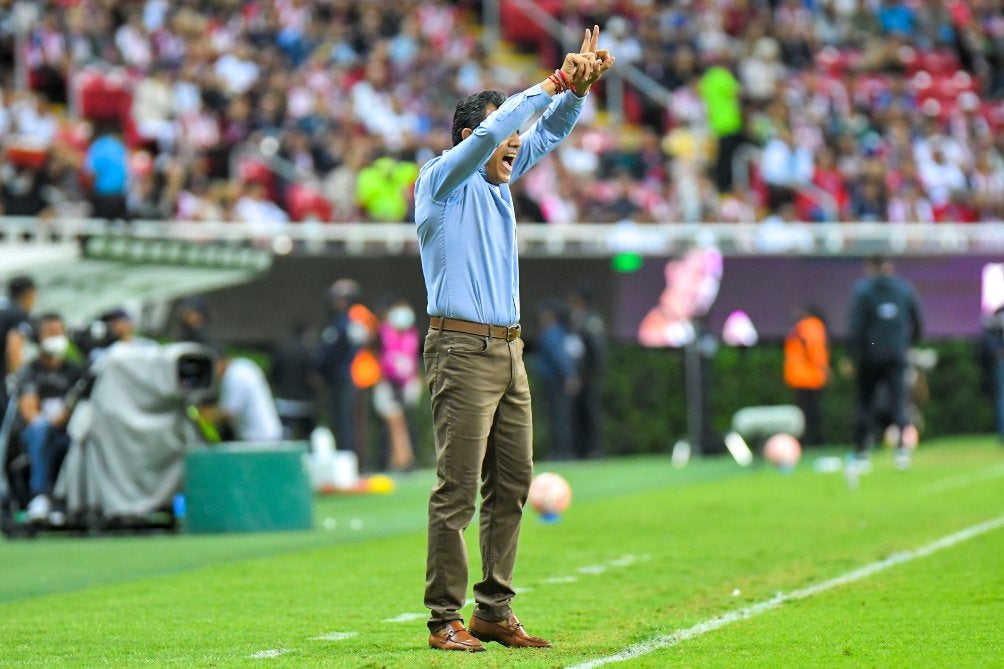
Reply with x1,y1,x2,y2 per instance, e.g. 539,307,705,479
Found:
548,72,567,93
555,68,571,90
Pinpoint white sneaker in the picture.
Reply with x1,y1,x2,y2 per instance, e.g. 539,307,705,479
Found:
844,454,861,489
894,447,911,471
26,495,51,522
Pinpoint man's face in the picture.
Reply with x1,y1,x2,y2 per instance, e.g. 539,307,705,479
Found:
37,318,68,362
109,317,134,341
38,318,64,341
21,288,37,312
478,105,521,186
485,131,521,186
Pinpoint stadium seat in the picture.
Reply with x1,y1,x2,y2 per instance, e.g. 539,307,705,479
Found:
5,145,48,169
916,50,960,75
499,0,561,55
815,47,860,76
286,184,333,222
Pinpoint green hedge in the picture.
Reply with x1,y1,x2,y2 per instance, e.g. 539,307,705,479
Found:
288,338,996,467
592,340,994,456
526,339,996,459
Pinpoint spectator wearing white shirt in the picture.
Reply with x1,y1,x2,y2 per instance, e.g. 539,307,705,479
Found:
214,41,260,96
115,10,153,70
132,64,177,152
602,16,642,64
12,93,58,147
760,126,814,212
887,179,934,223
216,355,283,442
740,37,786,105
232,182,289,236
917,143,967,208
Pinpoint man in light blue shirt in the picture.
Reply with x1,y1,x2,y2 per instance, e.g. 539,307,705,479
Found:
417,27,615,653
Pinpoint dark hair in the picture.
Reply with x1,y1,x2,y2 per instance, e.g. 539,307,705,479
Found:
570,282,594,304
100,308,131,323
451,90,506,146
34,312,62,326
8,275,35,301
802,304,828,326
868,254,893,274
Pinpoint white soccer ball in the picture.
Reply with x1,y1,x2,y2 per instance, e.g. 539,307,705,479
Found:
528,472,572,517
763,433,801,470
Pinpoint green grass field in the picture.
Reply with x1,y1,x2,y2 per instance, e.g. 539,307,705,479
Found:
2,437,1002,668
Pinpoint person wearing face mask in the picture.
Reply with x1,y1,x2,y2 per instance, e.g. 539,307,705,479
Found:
16,313,83,523
373,298,420,472
414,27,614,652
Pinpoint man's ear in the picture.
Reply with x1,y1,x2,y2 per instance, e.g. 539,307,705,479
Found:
461,127,473,141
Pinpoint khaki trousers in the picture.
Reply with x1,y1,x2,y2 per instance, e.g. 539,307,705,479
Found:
423,328,534,632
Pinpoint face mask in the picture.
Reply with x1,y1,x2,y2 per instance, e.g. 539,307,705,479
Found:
387,306,415,331
40,334,70,358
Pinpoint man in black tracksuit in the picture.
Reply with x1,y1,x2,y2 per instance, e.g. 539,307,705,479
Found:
847,256,923,467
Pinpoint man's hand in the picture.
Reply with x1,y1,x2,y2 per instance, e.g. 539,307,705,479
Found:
559,53,598,89
569,25,616,96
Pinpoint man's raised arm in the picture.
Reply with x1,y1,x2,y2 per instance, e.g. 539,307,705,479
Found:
422,51,600,201
511,26,616,182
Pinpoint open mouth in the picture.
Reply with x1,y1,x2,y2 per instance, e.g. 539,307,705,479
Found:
502,152,517,168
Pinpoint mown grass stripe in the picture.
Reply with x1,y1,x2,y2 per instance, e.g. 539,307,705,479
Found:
568,513,1004,669
920,462,1004,495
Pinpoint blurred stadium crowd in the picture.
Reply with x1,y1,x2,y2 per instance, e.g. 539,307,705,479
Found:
1,0,1003,227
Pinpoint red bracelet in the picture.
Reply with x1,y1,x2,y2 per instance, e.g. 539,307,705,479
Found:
548,72,566,93
555,68,571,91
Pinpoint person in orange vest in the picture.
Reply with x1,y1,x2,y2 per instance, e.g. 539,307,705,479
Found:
783,306,830,447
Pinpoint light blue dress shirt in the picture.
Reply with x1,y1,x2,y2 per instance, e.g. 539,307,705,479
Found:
415,84,585,326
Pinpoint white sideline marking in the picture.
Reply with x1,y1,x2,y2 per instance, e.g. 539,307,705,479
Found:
921,463,1004,495
310,631,358,641
383,612,426,624
381,554,647,625
575,553,649,577
248,648,291,659
383,599,471,625
577,564,608,575
607,554,649,568
545,576,579,584
567,514,1004,669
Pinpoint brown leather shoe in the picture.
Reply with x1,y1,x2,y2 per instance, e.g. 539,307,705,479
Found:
429,620,486,652
468,615,552,648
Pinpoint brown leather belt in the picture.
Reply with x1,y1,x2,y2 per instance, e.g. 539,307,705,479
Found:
429,316,521,341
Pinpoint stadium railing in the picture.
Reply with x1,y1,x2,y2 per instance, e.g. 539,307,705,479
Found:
2,216,1004,258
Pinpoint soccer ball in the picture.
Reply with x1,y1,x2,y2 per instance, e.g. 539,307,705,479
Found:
763,433,801,470
528,472,571,518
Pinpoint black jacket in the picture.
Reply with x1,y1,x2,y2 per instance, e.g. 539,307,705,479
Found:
848,274,923,364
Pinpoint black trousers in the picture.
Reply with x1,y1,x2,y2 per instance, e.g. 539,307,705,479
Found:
572,379,602,459
795,387,824,447
854,359,907,453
